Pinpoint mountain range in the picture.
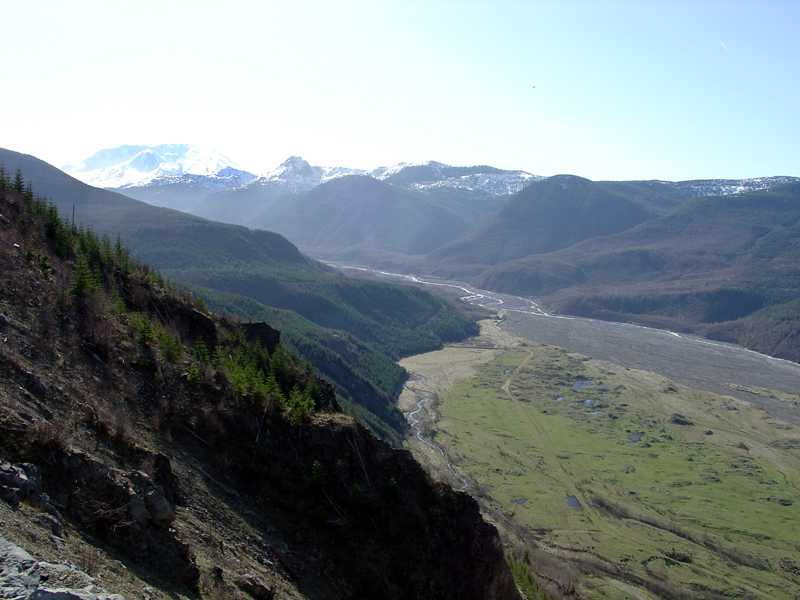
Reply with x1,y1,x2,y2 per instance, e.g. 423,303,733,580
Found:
1,147,481,440
19,142,800,362
63,145,540,222
65,144,796,216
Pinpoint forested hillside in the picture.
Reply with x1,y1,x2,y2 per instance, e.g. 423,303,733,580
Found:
474,182,800,361
427,175,685,277
0,148,479,438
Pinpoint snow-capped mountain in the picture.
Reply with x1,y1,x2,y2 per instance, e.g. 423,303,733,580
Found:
239,157,539,198
369,160,541,196
667,176,800,198
64,144,253,189
65,145,799,225
242,156,366,195
64,146,540,207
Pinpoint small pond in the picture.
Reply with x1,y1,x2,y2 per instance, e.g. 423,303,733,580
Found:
566,495,583,510
573,380,594,391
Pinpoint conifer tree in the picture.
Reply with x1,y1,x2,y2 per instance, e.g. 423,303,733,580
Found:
70,253,100,296
12,169,23,193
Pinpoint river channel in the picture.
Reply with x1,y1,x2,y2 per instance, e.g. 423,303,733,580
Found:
404,374,470,490
335,265,800,426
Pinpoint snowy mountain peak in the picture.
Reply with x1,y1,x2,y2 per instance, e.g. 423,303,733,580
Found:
248,157,365,194
64,145,544,204
278,156,315,178
65,144,244,189
368,160,541,196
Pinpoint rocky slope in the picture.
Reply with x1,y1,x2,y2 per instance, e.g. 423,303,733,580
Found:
0,179,521,599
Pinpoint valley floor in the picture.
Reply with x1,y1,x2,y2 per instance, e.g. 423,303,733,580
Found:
398,317,800,600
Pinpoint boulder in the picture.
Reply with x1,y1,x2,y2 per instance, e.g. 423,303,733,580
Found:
144,487,175,526
128,494,151,525
667,413,693,426
235,573,274,599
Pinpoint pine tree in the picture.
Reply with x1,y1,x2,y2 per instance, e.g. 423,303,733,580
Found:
70,253,100,296
12,169,23,193
194,339,209,363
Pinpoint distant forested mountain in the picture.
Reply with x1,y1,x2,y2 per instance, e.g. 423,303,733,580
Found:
426,175,687,277
255,175,475,258
471,182,800,361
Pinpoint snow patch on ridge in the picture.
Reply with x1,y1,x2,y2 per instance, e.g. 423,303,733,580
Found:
653,176,800,198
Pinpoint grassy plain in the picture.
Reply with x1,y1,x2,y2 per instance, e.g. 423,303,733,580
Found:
400,319,800,600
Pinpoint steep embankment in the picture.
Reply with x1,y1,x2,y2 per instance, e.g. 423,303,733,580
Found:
0,178,521,599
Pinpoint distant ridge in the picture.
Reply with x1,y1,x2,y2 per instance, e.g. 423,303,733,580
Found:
471,181,800,361
658,176,800,198
427,175,686,274
63,146,541,220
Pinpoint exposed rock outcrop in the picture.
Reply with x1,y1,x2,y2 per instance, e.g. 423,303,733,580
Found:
0,533,125,600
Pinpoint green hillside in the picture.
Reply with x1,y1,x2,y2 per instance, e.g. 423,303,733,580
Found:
474,182,800,360
0,148,479,437
427,174,685,276
254,175,474,257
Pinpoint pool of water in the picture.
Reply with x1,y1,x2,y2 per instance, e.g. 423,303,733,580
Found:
567,495,583,510
573,380,594,391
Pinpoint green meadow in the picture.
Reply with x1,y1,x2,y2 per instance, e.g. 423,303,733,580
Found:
430,343,800,599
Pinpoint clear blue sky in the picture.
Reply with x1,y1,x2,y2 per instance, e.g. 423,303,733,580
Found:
3,0,798,181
